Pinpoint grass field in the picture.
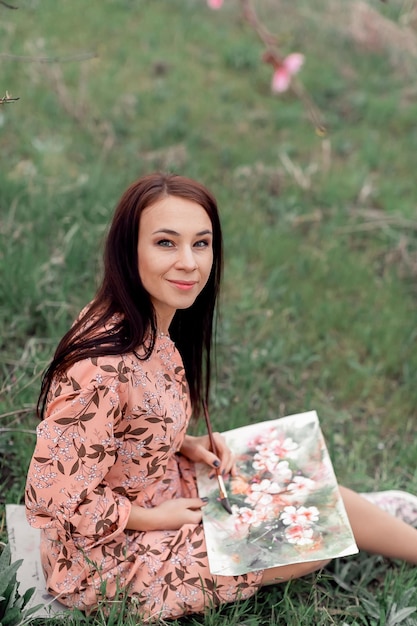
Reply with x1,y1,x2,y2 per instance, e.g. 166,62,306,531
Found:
1,0,417,623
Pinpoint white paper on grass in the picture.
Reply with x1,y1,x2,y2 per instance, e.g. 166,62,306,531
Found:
5,504,65,618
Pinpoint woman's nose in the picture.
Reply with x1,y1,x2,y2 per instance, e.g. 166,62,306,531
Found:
176,246,197,270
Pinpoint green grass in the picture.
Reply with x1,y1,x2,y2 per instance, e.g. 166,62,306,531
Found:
1,0,417,623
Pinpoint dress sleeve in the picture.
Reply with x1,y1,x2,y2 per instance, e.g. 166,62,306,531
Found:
25,356,132,548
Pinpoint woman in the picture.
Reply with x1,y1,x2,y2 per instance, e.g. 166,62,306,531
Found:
25,173,417,622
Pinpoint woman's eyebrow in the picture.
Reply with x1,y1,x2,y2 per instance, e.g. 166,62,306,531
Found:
152,228,213,236
152,228,180,236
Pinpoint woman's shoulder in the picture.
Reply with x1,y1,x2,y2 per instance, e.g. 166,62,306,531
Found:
54,353,129,392
70,301,183,372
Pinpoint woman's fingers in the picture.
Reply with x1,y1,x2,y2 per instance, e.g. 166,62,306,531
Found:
211,432,236,476
156,498,208,528
180,433,236,476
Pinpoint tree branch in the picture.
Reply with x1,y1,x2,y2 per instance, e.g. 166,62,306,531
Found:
240,0,278,49
237,0,326,134
0,0,18,9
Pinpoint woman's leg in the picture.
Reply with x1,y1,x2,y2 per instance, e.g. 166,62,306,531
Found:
339,486,417,564
261,485,417,585
261,558,331,585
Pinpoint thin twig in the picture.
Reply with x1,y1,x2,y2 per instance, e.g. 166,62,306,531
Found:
0,0,18,8
0,427,37,435
338,214,417,234
0,91,19,104
0,51,97,63
0,407,34,420
290,79,326,135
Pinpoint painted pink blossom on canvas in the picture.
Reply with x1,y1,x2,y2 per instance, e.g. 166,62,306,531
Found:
196,411,357,576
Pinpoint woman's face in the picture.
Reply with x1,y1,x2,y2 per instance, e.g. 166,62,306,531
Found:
137,195,214,332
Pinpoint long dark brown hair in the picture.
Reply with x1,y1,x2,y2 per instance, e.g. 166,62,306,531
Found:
37,173,223,419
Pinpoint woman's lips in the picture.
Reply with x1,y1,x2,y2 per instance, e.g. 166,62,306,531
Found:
168,280,197,291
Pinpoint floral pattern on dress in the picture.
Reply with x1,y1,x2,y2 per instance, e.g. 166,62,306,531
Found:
25,335,262,620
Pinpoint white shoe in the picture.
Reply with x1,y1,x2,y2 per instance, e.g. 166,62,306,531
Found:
360,490,417,526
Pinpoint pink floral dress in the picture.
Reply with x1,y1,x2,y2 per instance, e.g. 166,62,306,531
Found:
25,334,262,620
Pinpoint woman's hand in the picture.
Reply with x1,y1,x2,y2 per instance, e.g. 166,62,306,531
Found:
126,498,207,531
180,433,236,477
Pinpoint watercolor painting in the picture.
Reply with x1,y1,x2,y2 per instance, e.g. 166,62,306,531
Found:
196,410,358,576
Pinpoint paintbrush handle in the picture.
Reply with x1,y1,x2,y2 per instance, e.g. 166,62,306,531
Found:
203,402,233,515
203,402,219,457
203,403,225,488
216,473,228,499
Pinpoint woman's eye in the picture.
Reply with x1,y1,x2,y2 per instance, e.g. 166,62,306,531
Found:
157,239,174,247
194,239,210,248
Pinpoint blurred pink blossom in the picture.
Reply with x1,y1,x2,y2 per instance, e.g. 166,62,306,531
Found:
271,53,305,93
207,0,223,9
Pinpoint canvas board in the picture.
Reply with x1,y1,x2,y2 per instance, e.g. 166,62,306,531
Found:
196,410,358,576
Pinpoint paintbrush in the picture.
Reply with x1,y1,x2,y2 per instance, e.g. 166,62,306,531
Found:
203,402,233,515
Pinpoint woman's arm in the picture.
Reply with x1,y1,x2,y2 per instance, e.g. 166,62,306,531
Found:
25,357,131,545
